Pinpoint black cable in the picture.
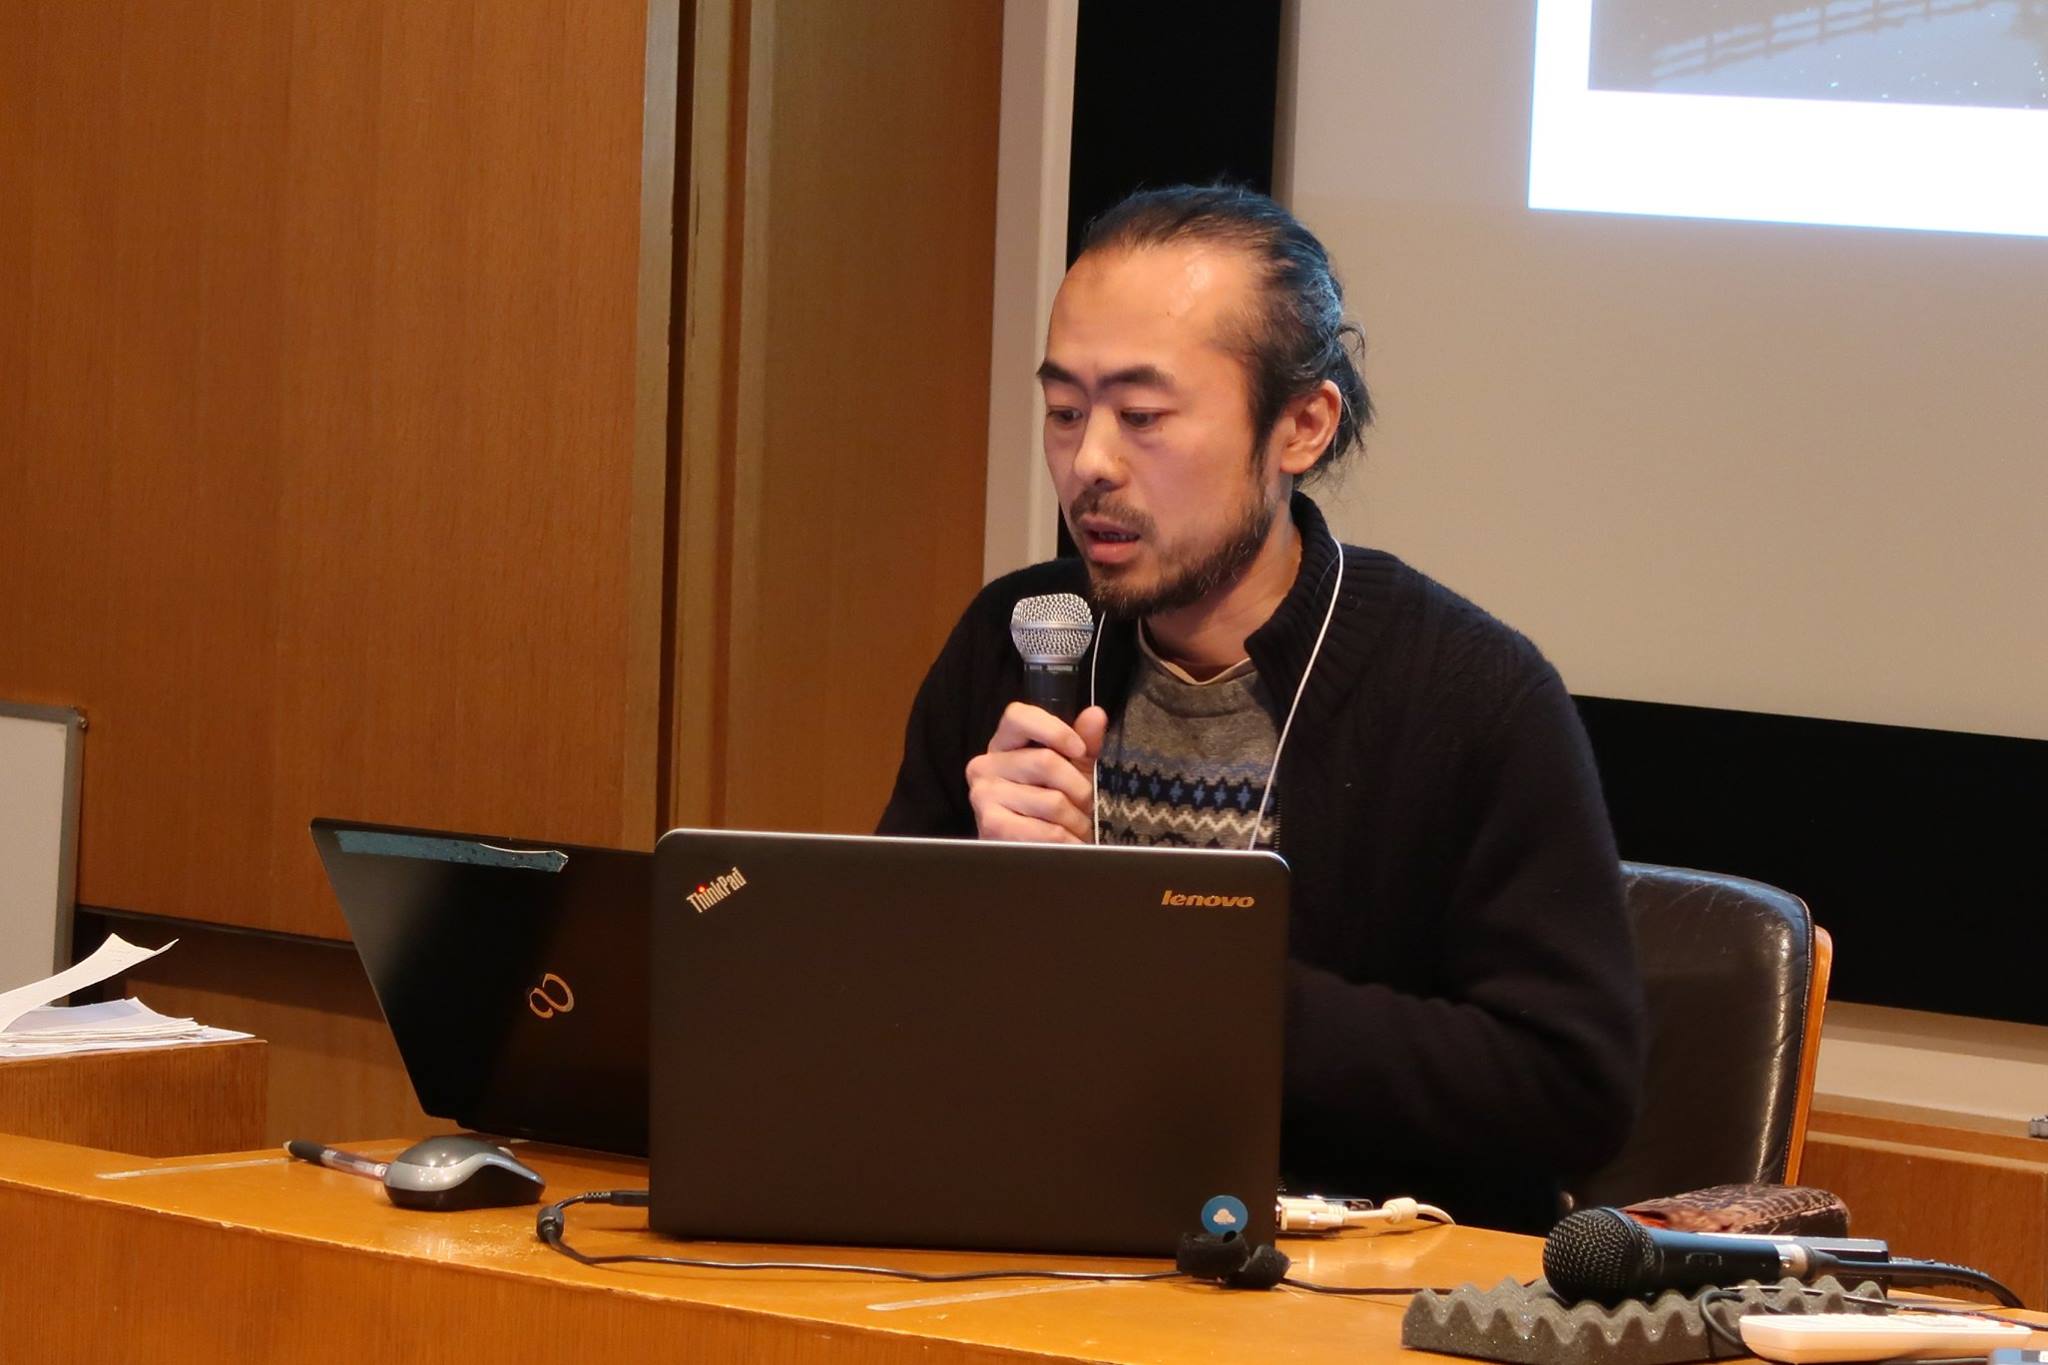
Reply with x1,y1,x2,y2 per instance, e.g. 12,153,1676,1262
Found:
536,1190,1181,1285
538,1189,1461,1298
1279,1277,1440,1297
1696,1287,1752,1358
1866,1259,2027,1309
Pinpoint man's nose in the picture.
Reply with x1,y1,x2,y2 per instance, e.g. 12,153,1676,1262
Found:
1071,410,1124,486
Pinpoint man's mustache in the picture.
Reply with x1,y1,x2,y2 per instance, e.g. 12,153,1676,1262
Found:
1067,490,1158,539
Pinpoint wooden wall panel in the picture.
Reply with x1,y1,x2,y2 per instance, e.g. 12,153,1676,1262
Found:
1804,1101,2048,1309
110,925,436,1148
0,1039,267,1157
674,0,1002,834
0,2,675,937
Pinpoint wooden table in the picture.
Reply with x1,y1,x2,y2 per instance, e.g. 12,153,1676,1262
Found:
0,1132,1543,1362
0,1039,265,1156
1805,1097,2048,1309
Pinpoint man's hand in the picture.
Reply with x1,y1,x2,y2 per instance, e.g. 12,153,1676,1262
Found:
965,703,1110,843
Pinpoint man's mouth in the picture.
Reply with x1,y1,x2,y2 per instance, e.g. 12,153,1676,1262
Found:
1077,514,1142,545
1077,516,1144,566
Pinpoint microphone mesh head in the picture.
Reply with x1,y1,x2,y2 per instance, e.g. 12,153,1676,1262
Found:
1542,1207,1655,1304
1010,593,1095,664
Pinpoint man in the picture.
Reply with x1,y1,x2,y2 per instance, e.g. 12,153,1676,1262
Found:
879,186,1642,1233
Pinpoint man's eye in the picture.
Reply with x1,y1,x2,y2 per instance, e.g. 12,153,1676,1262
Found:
1046,408,1082,426
1121,410,1161,430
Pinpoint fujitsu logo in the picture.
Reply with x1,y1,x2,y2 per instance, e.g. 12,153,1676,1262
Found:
686,866,748,913
527,972,574,1019
1161,889,1256,908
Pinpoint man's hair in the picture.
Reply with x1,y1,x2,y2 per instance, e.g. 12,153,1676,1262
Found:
1076,184,1372,479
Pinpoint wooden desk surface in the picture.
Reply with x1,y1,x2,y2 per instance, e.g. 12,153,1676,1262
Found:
0,1132,1541,1363
1811,1097,2048,1161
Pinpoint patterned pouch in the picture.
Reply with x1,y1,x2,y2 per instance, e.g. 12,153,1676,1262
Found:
1624,1184,1851,1238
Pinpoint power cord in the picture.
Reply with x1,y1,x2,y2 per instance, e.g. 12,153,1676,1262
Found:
539,1190,1177,1284
535,1189,1452,1297
1277,1194,1453,1235
1280,1277,1436,1297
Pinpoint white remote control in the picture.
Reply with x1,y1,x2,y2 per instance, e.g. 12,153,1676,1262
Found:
1739,1310,2032,1363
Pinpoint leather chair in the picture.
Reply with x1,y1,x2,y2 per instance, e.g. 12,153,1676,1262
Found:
1566,862,1834,1211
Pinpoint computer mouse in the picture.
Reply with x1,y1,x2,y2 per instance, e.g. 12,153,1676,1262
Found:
381,1134,546,1211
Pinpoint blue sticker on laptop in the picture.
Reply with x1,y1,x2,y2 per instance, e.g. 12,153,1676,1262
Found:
334,829,568,873
1202,1194,1249,1236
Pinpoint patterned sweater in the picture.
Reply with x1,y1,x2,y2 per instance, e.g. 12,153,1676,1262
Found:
1096,632,1281,851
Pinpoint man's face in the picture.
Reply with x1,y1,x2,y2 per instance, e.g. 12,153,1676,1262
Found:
1037,243,1289,617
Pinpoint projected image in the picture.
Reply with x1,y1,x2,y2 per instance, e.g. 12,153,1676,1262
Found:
1529,0,2048,236
1592,0,2048,110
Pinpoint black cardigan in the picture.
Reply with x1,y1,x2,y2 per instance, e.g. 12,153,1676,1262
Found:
879,495,1644,1232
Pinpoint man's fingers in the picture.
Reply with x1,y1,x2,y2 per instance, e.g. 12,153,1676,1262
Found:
988,702,1089,760
1073,705,1109,760
968,781,1089,843
993,780,1093,841
968,703,1102,845
984,814,1086,844
967,747,1094,810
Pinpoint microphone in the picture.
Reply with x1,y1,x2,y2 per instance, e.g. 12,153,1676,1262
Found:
1009,593,1096,724
1543,1207,1882,1305
1544,1207,2025,1308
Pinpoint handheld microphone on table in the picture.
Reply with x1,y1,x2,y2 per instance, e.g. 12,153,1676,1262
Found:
1009,593,1095,725
1543,1206,2023,1307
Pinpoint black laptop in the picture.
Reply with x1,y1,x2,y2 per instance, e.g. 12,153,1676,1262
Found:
649,828,1289,1256
311,818,649,1155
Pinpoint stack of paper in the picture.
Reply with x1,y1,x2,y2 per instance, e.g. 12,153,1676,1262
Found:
1,998,252,1059
0,933,253,1060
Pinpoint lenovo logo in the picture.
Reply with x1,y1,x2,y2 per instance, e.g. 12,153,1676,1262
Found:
686,866,748,913
1160,890,1256,908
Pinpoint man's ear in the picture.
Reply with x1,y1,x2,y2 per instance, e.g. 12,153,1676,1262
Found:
1272,379,1342,479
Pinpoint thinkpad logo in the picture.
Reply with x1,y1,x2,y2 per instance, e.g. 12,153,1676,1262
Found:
686,866,748,913
1161,889,1256,908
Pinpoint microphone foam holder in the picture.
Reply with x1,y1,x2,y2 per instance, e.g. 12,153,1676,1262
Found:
1399,1275,1884,1365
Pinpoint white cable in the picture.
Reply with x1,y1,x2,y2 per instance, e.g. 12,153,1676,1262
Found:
1247,529,1344,851
1089,618,1104,846
1276,1194,1455,1235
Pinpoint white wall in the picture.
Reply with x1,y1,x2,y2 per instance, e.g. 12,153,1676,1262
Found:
982,0,1076,583
0,705,83,981
1818,1003,2048,1122
1284,1,2048,743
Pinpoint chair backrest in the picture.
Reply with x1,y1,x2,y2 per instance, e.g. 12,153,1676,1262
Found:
1567,862,1827,1210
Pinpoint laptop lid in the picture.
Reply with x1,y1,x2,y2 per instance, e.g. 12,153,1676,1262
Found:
311,818,649,1155
649,828,1288,1256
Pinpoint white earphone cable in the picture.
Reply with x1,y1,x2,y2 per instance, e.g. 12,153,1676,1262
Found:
1089,619,1104,846
1248,529,1343,851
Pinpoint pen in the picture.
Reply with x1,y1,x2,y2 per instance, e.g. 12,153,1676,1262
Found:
284,1139,390,1182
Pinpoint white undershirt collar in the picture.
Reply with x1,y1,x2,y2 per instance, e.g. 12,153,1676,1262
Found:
1136,622,1256,687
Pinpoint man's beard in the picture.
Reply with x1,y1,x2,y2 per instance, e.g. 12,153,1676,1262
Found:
1071,469,1283,619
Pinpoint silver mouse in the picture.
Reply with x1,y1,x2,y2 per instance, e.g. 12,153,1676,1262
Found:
381,1134,546,1211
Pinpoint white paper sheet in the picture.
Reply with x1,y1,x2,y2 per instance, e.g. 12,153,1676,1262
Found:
0,933,176,1033
0,1029,254,1060
0,996,251,1059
